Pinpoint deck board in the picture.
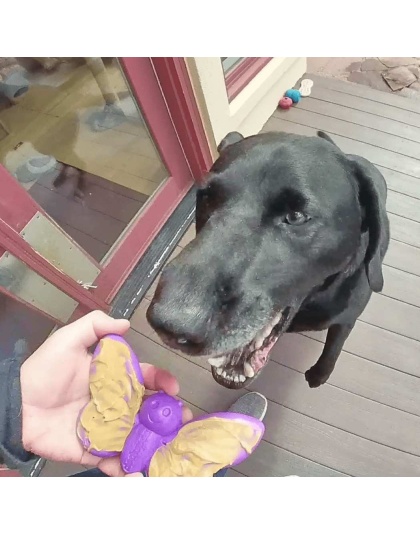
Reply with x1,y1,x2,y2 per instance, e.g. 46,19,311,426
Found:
128,75,420,476
384,240,420,277
307,74,420,115
273,334,420,416
297,94,420,144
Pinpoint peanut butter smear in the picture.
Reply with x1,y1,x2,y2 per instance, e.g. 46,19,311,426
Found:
148,417,262,477
78,338,144,453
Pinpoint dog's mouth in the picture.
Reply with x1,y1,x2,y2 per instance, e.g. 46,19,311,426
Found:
208,307,292,389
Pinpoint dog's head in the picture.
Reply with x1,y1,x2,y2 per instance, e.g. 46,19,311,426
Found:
147,131,387,388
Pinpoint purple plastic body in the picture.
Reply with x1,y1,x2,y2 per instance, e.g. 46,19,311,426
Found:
79,334,266,474
121,392,184,473
121,396,265,474
78,334,144,458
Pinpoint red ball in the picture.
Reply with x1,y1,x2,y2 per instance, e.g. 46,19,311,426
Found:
279,97,293,110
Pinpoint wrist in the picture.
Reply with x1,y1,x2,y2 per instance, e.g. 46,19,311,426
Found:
20,361,33,453
0,357,37,468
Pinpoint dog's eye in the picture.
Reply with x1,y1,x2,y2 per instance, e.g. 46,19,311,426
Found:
285,211,309,225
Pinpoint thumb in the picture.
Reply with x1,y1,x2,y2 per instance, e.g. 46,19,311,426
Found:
125,473,144,477
58,310,130,350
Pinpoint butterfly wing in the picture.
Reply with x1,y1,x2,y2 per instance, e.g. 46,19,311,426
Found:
77,335,145,456
148,413,264,477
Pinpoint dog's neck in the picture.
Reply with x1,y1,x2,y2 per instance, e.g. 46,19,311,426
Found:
313,231,369,295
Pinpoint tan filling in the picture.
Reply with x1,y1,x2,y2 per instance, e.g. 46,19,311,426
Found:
78,338,144,453
148,416,262,477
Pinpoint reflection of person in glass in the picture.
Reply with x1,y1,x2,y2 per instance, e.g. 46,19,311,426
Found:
0,57,128,200
3,141,85,200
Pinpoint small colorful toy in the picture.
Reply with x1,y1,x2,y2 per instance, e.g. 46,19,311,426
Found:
77,335,264,477
279,96,293,110
298,79,314,97
278,79,314,111
285,89,301,103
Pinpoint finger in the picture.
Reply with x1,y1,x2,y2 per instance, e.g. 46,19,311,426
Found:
83,451,129,478
97,456,127,477
182,405,193,424
141,363,179,396
57,311,130,351
125,473,144,477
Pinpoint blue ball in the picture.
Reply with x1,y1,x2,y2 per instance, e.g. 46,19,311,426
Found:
285,89,301,103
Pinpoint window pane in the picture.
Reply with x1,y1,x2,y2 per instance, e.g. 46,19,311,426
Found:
221,57,244,75
0,57,169,263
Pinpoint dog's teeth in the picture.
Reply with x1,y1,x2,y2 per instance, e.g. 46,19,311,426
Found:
222,371,227,378
216,367,223,375
234,375,239,383
273,312,282,325
208,356,226,368
255,337,263,350
263,326,272,338
239,375,246,383
244,362,255,378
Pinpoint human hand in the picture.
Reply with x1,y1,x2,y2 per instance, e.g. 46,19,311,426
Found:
20,311,192,476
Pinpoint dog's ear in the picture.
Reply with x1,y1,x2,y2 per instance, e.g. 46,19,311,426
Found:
217,131,244,154
349,155,389,293
317,131,337,146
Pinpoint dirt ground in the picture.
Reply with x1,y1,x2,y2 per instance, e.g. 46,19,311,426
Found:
307,57,420,99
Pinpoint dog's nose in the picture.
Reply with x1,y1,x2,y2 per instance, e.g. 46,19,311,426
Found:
147,302,205,348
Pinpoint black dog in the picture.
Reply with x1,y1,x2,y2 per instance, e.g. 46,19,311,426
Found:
147,131,390,389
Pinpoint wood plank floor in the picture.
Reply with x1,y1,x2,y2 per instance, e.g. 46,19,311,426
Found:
128,75,420,477
30,165,147,262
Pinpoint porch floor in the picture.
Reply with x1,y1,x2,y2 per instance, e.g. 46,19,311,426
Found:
127,74,420,477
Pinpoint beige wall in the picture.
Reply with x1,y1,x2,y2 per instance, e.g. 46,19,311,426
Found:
187,57,307,158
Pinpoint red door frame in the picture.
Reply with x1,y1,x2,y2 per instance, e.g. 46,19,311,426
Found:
0,165,108,322
93,57,212,303
225,58,273,101
152,58,213,180
0,58,212,313
0,217,107,312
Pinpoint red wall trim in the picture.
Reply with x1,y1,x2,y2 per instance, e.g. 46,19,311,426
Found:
0,467,20,477
0,165,41,233
225,57,273,102
152,58,213,181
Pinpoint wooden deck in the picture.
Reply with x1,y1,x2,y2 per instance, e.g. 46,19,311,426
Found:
127,74,420,477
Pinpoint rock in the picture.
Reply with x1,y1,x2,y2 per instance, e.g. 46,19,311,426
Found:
348,70,392,92
379,57,418,68
323,57,364,75
408,66,420,78
382,66,417,91
346,61,362,73
360,58,386,72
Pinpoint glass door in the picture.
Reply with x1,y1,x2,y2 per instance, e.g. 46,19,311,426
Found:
0,57,195,358
0,57,194,299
